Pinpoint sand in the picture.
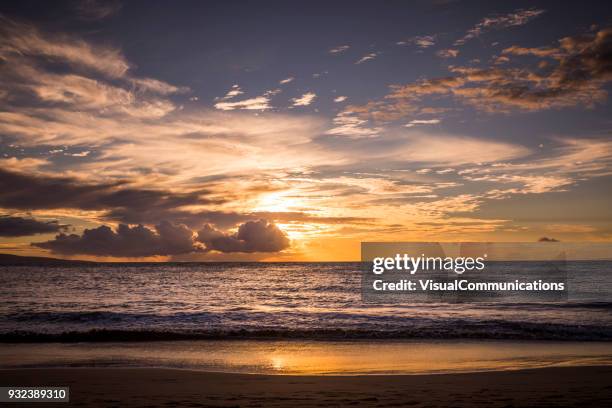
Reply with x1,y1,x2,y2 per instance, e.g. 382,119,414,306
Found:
1,366,611,407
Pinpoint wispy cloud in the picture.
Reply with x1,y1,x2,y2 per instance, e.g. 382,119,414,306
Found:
405,119,441,127
356,52,378,64
334,96,348,103
436,49,459,58
326,111,382,138
329,45,350,54
455,9,545,46
397,133,530,165
74,0,122,21
0,15,188,121
216,84,243,101
69,150,91,157
279,77,294,84
398,35,437,48
213,85,280,111
0,15,130,78
131,77,189,95
291,92,317,106
214,96,272,111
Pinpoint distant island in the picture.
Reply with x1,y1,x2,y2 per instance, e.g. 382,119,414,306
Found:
0,253,92,265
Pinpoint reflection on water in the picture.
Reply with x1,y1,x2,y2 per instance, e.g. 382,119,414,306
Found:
2,340,612,375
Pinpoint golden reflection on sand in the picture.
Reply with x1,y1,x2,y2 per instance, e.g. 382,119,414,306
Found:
2,340,612,375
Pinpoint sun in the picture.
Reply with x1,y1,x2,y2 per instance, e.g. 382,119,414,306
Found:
252,191,305,213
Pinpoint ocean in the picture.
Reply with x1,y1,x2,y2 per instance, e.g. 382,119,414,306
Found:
1,261,611,342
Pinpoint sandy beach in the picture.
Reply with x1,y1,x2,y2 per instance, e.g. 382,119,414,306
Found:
2,366,611,407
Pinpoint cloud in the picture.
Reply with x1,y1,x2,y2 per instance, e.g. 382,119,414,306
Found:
436,49,459,58
326,120,529,164
329,45,350,54
264,88,281,96
0,157,47,172
414,36,436,48
450,138,612,202
405,119,441,127
68,150,90,157
0,215,67,237
501,45,561,58
291,92,317,106
0,168,373,231
27,72,129,107
34,221,201,257
213,85,279,110
0,16,341,183
313,176,439,199
399,35,436,48
326,110,382,137
480,174,573,197
197,219,289,253
0,63,177,118
130,77,189,95
214,96,272,111
398,134,530,165
538,237,559,242
5,13,610,252
493,55,510,64
216,84,243,101
279,77,294,84
456,137,612,198
545,224,596,233
0,168,220,226
0,106,334,180
0,16,186,120
0,15,129,78
455,8,545,46
350,27,612,116
355,53,378,64
74,0,122,20
451,28,612,111
334,96,348,103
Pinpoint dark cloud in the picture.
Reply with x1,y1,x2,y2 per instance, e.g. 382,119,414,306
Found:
539,237,560,242
34,219,291,257
0,215,66,237
34,221,201,257
0,168,222,226
197,219,290,253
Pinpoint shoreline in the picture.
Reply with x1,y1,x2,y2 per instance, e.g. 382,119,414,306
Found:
2,339,611,376
2,366,611,407
3,362,612,376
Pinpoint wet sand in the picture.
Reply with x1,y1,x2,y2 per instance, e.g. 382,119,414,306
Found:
1,366,611,407
3,340,612,375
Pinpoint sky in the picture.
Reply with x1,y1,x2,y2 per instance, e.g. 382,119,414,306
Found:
0,0,611,261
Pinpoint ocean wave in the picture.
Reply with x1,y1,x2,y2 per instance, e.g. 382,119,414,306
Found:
2,320,611,343
4,300,612,323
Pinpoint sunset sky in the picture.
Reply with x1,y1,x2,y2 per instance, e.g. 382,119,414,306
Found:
0,0,611,261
